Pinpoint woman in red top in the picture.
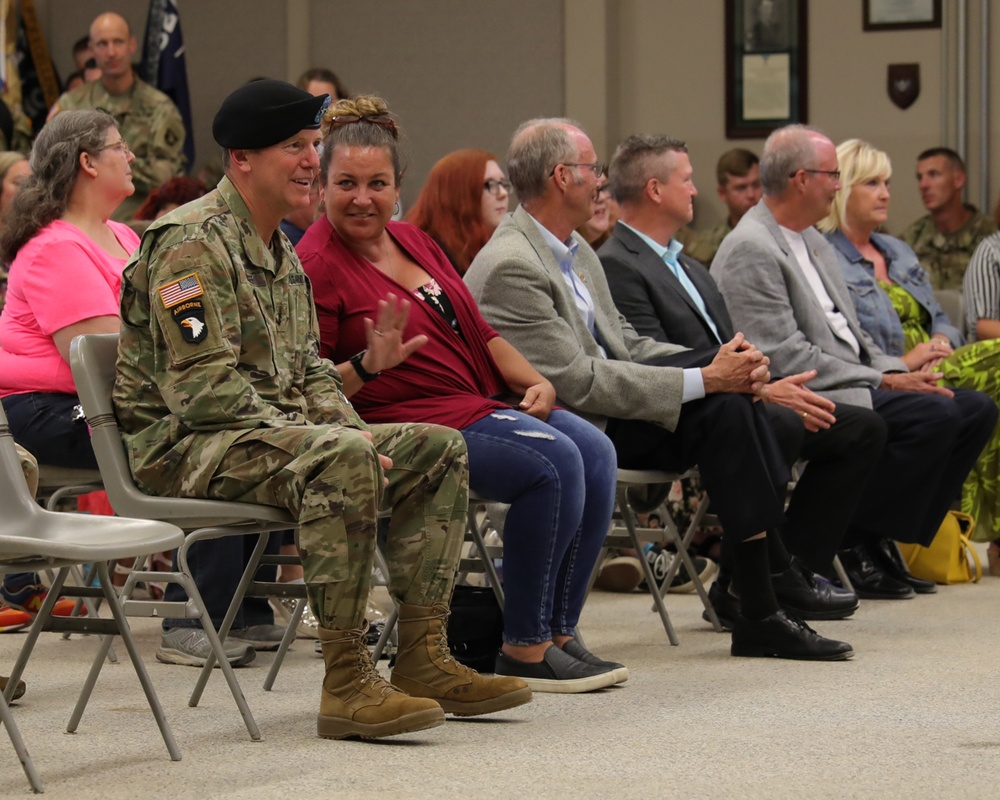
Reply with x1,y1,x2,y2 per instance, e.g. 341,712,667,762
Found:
299,97,622,693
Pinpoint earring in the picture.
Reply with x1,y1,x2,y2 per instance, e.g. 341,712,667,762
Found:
394,202,400,216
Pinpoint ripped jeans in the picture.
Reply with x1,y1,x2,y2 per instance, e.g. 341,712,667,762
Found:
461,408,617,645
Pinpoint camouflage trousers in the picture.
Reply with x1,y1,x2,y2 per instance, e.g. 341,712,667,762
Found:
15,443,38,497
156,422,468,629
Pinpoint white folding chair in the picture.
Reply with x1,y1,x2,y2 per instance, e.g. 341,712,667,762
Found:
0,405,185,794
600,469,721,646
71,333,298,741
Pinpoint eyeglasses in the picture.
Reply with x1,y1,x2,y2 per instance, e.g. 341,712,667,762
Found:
549,162,605,178
97,138,132,157
792,168,841,179
484,178,512,196
595,184,611,199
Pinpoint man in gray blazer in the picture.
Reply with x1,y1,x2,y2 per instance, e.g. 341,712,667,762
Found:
467,117,853,661
713,124,997,599
598,134,882,621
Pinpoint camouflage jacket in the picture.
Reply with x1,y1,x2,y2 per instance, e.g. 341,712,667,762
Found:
115,176,365,495
900,206,997,291
682,220,733,268
56,77,185,221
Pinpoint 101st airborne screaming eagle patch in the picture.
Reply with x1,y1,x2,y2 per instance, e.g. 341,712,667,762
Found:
158,273,208,344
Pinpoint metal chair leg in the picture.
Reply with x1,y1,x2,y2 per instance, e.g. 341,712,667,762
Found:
72,563,181,760
263,597,305,692
0,684,43,793
619,487,678,645
189,531,269,707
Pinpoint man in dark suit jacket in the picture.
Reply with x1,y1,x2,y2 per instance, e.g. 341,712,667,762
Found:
467,117,853,661
597,134,881,618
712,125,997,599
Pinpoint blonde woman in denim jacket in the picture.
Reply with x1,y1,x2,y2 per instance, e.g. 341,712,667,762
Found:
820,138,1000,554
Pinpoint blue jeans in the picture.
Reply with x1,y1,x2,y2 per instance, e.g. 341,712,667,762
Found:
461,408,617,645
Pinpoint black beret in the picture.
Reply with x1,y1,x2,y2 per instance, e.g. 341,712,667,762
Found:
212,79,331,150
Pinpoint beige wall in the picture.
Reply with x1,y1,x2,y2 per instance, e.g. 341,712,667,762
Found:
31,1,998,231
36,0,564,208
564,0,997,236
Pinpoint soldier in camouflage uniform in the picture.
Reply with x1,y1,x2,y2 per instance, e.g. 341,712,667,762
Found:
116,79,529,740
49,13,184,222
677,148,762,269
901,147,997,291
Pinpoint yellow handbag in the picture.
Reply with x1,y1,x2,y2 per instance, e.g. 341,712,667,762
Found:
896,511,982,585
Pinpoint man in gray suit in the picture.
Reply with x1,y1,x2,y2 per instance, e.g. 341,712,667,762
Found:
598,134,882,621
467,118,853,661
713,125,997,599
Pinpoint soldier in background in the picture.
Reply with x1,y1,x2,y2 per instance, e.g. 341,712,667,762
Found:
901,147,996,290
49,12,185,221
682,148,762,269
115,79,529,740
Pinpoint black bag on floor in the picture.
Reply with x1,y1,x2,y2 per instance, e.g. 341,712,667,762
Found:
446,584,503,673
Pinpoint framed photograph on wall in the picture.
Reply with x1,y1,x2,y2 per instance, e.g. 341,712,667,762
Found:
863,0,942,31
725,0,808,139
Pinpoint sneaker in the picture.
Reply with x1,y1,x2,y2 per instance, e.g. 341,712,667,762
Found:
593,555,643,592
269,596,319,639
156,627,256,667
640,544,718,594
495,645,617,693
228,623,287,651
0,580,82,616
0,606,32,633
559,638,629,684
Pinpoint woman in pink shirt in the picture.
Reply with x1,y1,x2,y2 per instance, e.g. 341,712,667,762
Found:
0,109,138,613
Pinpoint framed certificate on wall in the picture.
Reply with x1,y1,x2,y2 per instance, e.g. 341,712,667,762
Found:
863,0,942,31
725,0,808,139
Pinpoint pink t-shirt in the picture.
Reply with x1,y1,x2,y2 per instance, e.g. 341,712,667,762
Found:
0,219,139,396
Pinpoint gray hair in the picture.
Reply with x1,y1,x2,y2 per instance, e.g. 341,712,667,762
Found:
1,109,116,263
507,117,581,203
609,134,687,205
759,124,820,196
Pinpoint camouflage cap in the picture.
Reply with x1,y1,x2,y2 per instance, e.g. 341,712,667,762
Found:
213,79,331,149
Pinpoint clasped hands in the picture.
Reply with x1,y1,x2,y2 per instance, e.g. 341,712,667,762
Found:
702,333,836,432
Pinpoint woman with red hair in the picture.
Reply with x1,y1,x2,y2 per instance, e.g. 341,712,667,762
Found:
133,176,207,221
406,149,510,275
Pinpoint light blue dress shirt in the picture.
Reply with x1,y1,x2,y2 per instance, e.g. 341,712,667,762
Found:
620,222,722,344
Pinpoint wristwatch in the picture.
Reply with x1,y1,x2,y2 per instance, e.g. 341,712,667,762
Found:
350,350,381,382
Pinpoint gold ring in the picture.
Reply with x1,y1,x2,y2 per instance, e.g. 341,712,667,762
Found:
802,411,808,419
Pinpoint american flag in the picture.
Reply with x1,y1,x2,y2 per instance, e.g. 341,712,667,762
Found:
158,274,203,307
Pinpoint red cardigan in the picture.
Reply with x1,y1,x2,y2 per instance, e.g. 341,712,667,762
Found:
298,217,509,429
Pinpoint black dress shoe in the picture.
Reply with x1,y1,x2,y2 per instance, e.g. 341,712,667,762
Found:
702,581,738,631
838,545,915,600
867,538,937,594
731,610,854,661
771,557,859,620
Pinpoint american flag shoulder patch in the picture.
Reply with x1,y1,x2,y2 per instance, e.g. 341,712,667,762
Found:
158,274,204,308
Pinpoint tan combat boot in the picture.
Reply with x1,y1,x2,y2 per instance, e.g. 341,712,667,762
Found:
317,623,444,739
390,603,532,716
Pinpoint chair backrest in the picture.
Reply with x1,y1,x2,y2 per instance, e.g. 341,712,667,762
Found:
70,333,292,528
